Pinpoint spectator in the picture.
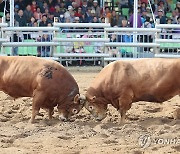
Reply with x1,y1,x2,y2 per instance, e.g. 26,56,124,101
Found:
54,5,61,17
69,11,75,22
41,1,49,13
34,7,42,23
59,14,65,23
36,0,44,12
146,6,153,19
63,17,71,32
117,12,127,27
108,34,120,57
15,9,26,26
15,0,25,10
143,16,153,28
27,16,36,27
119,0,129,9
80,13,88,23
14,5,20,19
92,0,101,18
55,0,61,6
141,9,148,24
104,7,112,23
94,35,104,53
140,2,147,13
171,10,178,24
5,13,10,25
72,2,78,11
74,0,82,8
85,7,93,22
65,0,73,9
74,7,83,18
82,0,88,14
158,0,171,14
129,9,143,27
141,0,148,4
110,10,118,27
31,0,37,13
165,17,173,39
155,9,166,24
39,15,48,26
47,13,54,24
87,0,94,8
64,5,74,19
23,5,34,24
90,9,96,21
41,34,51,57
12,32,22,56
92,16,99,23
59,1,66,14
118,19,131,42
143,16,153,51
73,34,85,53
100,16,105,23
47,0,55,13
63,34,74,53
43,8,50,17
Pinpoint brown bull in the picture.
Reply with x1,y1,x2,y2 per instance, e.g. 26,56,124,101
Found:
0,56,84,123
84,58,180,123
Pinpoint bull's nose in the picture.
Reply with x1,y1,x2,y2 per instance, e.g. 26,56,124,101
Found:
59,115,68,122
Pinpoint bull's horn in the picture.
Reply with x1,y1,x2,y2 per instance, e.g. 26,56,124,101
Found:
74,94,80,103
79,94,86,100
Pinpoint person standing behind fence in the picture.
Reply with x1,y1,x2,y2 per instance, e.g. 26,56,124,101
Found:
11,32,22,56
41,34,51,57
63,34,74,53
73,34,85,53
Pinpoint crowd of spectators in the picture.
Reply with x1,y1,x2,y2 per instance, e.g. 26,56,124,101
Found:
3,0,179,28
1,0,180,57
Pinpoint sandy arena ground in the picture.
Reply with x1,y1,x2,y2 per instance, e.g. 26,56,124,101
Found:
0,66,180,154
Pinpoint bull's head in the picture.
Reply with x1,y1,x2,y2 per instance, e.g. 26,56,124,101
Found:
84,94,108,121
58,94,85,121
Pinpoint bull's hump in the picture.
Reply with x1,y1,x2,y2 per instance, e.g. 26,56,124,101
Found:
39,64,55,79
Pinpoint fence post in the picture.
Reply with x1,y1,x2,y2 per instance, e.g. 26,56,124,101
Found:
52,18,58,56
154,30,160,55
104,20,108,54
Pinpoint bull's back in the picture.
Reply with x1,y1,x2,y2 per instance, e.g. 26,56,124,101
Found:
117,59,180,102
0,56,72,98
89,58,180,102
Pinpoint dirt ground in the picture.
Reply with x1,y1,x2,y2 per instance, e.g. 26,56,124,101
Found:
0,66,180,154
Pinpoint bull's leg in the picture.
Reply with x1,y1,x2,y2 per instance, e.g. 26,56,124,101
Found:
48,108,54,120
118,91,133,124
30,91,45,123
30,107,40,123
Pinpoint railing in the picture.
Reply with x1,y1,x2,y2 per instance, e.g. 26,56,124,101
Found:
0,21,179,62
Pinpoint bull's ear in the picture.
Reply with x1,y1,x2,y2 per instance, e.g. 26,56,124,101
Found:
74,94,80,103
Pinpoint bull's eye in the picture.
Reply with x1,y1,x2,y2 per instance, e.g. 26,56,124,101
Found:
88,106,94,111
72,108,78,114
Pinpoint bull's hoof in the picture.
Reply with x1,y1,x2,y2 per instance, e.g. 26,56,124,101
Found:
29,119,36,124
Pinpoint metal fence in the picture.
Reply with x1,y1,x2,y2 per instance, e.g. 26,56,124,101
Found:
0,22,180,60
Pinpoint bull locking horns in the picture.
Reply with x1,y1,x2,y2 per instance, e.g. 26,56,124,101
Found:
74,94,80,103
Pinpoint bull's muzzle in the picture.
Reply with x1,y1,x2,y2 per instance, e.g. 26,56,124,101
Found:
59,115,68,122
